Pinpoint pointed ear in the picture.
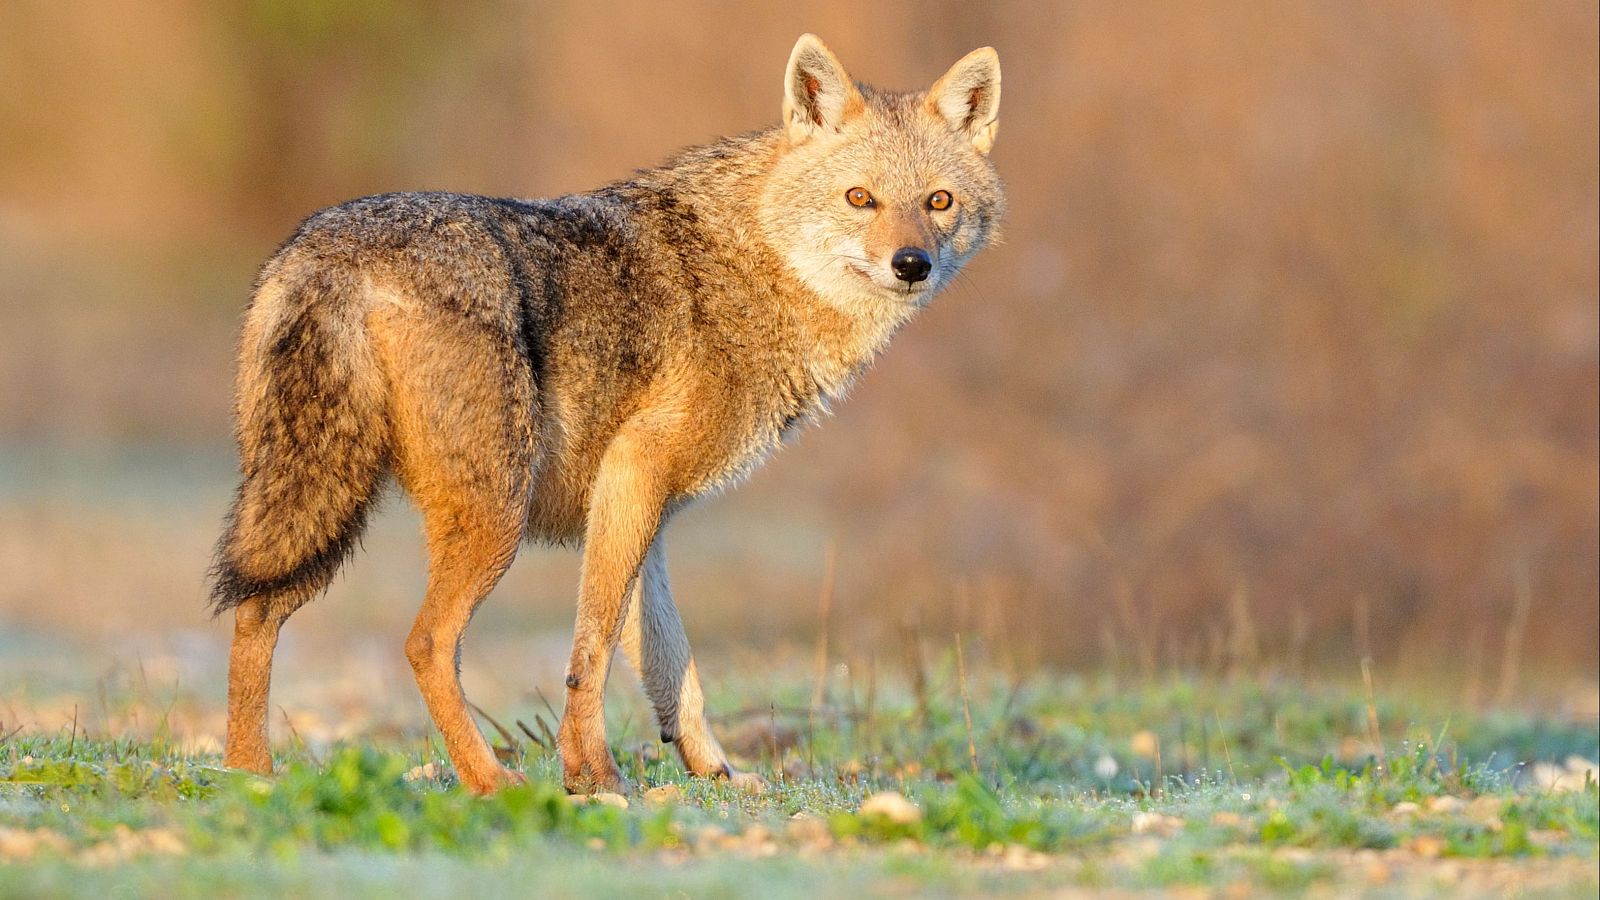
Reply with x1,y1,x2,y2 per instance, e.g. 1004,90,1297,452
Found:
783,34,864,144
928,47,1002,154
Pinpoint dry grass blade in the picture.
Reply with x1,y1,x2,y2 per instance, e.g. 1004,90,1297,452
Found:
516,719,548,752
1496,564,1533,707
279,706,321,767
533,686,561,724
1215,710,1236,782
956,633,979,778
1362,657,1387,771
534,714,559,754
810,542,837,717
468,701,520,758
901,620,929,729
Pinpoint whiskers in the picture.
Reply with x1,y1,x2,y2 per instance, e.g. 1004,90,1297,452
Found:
788,250,882,293
790,251,877,280
945,265,991,308
793,251,877,266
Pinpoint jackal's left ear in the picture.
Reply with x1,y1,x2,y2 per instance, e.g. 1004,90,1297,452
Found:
783,34,864,144
928,47,1002,154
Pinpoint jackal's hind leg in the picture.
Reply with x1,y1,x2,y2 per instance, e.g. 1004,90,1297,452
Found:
404,514,525,796
224,588,311,774
375,307,537,795
622,534,762,790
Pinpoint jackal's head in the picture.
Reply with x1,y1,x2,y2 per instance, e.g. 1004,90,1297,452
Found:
761,34,1005,312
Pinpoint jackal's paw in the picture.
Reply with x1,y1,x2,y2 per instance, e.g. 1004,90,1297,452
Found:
724,769,767,794
562,762,632,796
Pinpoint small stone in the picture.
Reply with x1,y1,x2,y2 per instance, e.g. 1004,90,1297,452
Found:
0,828,69,861
861,791,922,825
1408,835,1445,858
1274,847,1315,864
142,829,186,856
642,784,681,808
1094,754,1120,780
1426,795,1464,814
1001,843,1049,871
1121,836,1164,861
403,762,440,782
692,825,727,852
591,792,629,809
786,814,832,847
1530,761,1594,792
1131,812,1184,836
1529,757,1598,791
568,792,629,809
1389,801,1421,818
1466,796,1501,819
1464,796,1504,831
1210,811,1246,828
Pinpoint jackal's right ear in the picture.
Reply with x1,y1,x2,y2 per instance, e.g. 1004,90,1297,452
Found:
783,34,864,144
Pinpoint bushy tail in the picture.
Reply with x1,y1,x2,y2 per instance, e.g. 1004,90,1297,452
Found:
209,271,389,613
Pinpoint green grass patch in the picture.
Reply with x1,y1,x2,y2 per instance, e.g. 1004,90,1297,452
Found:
1,671,1595,895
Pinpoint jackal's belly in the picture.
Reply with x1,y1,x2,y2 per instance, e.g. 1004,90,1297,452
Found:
522,453,596,543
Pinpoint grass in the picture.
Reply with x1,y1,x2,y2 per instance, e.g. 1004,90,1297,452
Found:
1,662,1596,897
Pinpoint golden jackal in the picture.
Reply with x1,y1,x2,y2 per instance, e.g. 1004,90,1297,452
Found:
211,34,1004,794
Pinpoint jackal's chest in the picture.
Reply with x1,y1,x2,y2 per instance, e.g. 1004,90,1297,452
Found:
673,367,837,500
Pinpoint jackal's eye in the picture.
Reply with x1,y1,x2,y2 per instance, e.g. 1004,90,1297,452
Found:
845,187,875,208
928,190,953,211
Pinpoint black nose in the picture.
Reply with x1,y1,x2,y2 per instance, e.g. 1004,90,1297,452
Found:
890,247,932,284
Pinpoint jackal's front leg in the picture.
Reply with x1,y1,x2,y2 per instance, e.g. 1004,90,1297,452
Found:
622,533,762,790
560,431,664,794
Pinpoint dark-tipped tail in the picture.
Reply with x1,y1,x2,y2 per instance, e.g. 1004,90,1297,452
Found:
209,271,388,613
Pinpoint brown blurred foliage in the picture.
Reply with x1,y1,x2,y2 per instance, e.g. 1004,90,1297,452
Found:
1,1,1595,677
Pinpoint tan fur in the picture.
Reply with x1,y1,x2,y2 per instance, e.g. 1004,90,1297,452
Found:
210,34,1005,794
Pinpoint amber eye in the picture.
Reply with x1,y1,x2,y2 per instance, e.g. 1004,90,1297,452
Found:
846,187,875,208
928,190,953,211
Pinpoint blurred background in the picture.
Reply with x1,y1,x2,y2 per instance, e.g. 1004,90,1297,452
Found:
1,0,1595,724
